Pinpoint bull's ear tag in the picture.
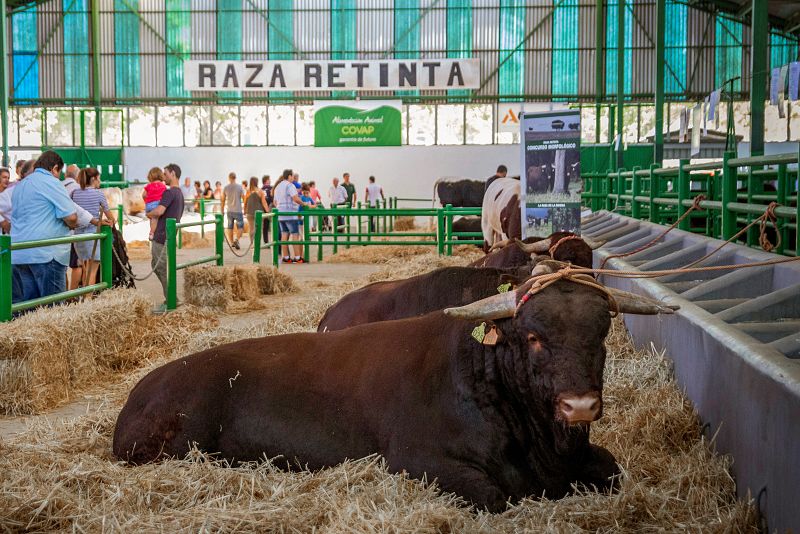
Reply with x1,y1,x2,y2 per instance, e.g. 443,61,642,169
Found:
497,283,512,293
483,326,499,346
471,322,487,343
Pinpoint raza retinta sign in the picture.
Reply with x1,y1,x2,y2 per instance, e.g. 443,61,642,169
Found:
184,59,480,92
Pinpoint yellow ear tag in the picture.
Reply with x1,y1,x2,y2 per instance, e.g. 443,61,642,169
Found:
497,283,512,293
471,322,486,343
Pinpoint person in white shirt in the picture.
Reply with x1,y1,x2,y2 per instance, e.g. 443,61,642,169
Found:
180,177,194,212
274,171,310,263
364,175,385,232
328,177,348,228
63,164,80,196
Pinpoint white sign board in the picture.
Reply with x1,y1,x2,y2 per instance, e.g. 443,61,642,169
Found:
184,59,480,92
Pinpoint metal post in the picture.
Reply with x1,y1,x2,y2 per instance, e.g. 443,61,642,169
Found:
616,0,625,169
272,211,280,267
595,0,604,143
0,234,11,321
445,204,453,256
654,0,665,164
776,164,786,254
436,208,445,255
302,212,309,262
199,199,206,237
631,166,642,219
253,210,262,263
214,213,224,266
677,159,690,230
100,224,113,288
357,201,362,243
332,206,339,254
750,0,767,157
116,204,123,233
166,218,177,310
796,146,799,254
721,151,737,240
0,0,9,167
648,163,659,223
90,0,102,144
317,214,323,261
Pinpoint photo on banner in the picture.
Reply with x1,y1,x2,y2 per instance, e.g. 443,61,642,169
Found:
519,110,581,239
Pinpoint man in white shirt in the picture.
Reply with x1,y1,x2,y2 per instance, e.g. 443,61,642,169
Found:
180,177,194,212
328,177,348,228
364,175,385,232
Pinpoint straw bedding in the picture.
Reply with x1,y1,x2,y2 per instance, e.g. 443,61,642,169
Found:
394,216,416,231
183,264,297,311
0,290,217,416
0,251,756,531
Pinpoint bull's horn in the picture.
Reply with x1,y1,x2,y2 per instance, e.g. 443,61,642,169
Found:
489,239,511,252
443,291,517,321
530,260,558,277
514,238,550,254
606,288,679,315
583,237,606,250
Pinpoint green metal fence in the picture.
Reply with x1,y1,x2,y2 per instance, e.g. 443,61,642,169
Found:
582,149,799,256
267,204,482,267
0,226,114,322
164,214,224,310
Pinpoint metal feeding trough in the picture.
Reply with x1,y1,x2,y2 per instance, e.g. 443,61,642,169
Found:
582,211,800,532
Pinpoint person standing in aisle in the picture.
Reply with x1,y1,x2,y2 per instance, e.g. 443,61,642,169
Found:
341,172,356,207
364,175,385,232
221,172,245,249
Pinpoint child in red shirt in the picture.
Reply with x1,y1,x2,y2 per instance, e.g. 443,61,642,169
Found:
142,167,167,240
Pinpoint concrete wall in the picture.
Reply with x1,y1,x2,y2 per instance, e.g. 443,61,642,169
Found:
123,145,520,202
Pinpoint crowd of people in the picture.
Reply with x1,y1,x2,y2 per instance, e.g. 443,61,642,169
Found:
0,158,386,313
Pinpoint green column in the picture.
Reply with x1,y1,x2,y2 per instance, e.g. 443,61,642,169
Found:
214,213,224,266
750,0,767,157
0,234,11,322
616,0,625,168
91,0,102,143
100,225,113,287
654,0,665,164
721,151,737,239
0,0,9,166
677,160,690,230
166,218,177,310
252,210,262,263
594,0,603,143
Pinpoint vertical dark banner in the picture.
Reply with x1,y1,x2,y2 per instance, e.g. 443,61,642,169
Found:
520,110,582,238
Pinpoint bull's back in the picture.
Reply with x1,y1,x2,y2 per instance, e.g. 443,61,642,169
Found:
113,318,459,466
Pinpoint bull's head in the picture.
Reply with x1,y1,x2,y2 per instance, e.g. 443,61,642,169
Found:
443,271,676,452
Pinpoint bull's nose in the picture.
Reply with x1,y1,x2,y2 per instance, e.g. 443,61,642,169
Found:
557,392,602,424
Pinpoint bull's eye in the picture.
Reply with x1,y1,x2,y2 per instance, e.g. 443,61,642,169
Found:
527,333,543,351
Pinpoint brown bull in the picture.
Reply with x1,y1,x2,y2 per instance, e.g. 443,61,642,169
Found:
469,232,604,269
113,273,675,512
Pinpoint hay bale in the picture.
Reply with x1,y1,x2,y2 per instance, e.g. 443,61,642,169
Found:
180,230,215,249
256,266,297,295
184,265,233,309
184,265,296,311
394,217,415,231
0,289,151,415
367,251,482,282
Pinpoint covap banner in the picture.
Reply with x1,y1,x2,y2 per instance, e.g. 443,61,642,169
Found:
520,110,582,239
313,100,402,147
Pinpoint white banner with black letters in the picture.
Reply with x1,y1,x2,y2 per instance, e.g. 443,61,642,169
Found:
184,59,480,92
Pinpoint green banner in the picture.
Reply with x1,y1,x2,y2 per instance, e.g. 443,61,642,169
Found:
314,103,401,147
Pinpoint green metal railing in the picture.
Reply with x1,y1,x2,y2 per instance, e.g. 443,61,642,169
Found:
266,204,482,267
165,213,223,310
0,226,114,322
582,149,800,256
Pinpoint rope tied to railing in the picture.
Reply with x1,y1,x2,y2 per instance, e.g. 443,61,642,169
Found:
599,194,706,272
682,201,783,269
515,268,619,317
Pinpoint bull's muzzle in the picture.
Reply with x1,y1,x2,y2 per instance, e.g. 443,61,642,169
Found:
557,392,602,424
